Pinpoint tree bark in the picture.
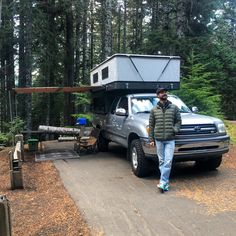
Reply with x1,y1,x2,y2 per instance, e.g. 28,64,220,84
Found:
0,57,6,131
74,0,82,85
176,0,187,38
64,1,74,125
149,0,159,31
122,0,127,53
0,0,2,28
38,125,80,135
24,0,32,132
47,0,57,127
5,0,15,120
100,0,112,60
81,0,88,83
89,0,94,69
18,0,26,120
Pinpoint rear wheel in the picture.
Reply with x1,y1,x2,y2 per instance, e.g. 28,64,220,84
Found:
97,132,109,152
130,139,151,177
195,156,222,170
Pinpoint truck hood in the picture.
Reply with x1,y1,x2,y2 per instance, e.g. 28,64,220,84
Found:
181,113,222,125
132,112,223,126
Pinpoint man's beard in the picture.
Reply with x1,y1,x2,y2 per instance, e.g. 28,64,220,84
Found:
160,94,167,101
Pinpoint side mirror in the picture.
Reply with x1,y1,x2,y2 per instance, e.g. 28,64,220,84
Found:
192,106,199,113
115,108,127,116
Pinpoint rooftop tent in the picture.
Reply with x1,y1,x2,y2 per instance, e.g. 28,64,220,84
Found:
90,54,181,92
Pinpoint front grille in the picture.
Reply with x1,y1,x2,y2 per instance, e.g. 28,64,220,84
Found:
178,124,217,135
178,145,219,152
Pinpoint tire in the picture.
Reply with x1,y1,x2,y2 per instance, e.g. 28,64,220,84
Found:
195,156,222,170
129,139,151,177
97,133,109,152
74,143,79,153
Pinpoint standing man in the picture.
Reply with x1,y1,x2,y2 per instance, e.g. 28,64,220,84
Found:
149,88,181,193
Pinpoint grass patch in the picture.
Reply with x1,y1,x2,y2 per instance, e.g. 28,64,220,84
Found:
225,121,236,145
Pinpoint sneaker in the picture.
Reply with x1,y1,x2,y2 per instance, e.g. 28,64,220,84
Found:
157,183,165,193
164,184,169,191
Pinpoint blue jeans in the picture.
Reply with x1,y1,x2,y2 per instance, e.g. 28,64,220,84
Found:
155,140,175,186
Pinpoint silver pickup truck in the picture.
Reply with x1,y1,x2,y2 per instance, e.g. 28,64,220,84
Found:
93,93,230,177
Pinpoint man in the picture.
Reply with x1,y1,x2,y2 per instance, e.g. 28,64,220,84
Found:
149,87,181,193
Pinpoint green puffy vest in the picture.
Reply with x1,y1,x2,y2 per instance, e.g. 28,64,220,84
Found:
149,102,181,141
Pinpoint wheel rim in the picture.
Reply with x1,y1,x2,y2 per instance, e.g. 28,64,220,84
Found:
132,146,138,169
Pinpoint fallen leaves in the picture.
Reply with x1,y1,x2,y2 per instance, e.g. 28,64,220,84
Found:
174,145,236,215
0,149,90,236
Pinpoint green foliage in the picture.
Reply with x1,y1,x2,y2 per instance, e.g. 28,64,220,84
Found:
74,93,91,113
175,52,222,117
4,117,25,135
145,30,180,55
0,133,8,145
225,121,236,145
211,30,236,119
1,117,25,146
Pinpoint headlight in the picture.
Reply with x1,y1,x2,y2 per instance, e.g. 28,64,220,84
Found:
146,125,150,134
217,123,226,133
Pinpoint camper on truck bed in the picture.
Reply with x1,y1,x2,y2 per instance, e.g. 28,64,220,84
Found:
89,54,230,177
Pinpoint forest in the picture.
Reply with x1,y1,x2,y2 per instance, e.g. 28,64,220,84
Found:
0,0,236,141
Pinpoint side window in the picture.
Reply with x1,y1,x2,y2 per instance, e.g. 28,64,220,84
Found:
102,67,109,80
117,97,128,111
93,73,98,83
93,97,105,114
110,97,119,114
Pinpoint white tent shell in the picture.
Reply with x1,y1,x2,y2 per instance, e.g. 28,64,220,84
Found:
90,54,180,90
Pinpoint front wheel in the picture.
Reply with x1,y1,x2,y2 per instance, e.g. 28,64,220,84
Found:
97,132,109,152
129,139,151,177
195,156,222,170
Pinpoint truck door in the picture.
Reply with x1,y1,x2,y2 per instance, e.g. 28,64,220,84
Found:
112,97,129,145
105,97,120,140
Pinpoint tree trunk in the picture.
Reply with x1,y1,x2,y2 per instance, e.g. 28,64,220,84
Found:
89,0,94,69
0,0,6,131
38,125,80,135
0,57,6,132
74,0,82,85
0,0,2,28
122,0,127,53
5,0,15,120
0,0,15,126
176,0,187,39
150,0,159,31
100,0,112,60
18,0,26,120
81,0,88,83
117,5,121,53
24,0,32,132
64,2,74,125
47,0,56,127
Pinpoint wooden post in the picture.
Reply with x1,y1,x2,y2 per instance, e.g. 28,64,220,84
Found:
9,149,23,190
0,195,12,236
15,134,24,161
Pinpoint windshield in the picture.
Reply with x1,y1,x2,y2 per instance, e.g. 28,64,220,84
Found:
131,95,191,114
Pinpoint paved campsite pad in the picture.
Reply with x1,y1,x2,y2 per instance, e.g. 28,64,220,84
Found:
35,149,78,161
55,143,236,236
35,140,79,161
